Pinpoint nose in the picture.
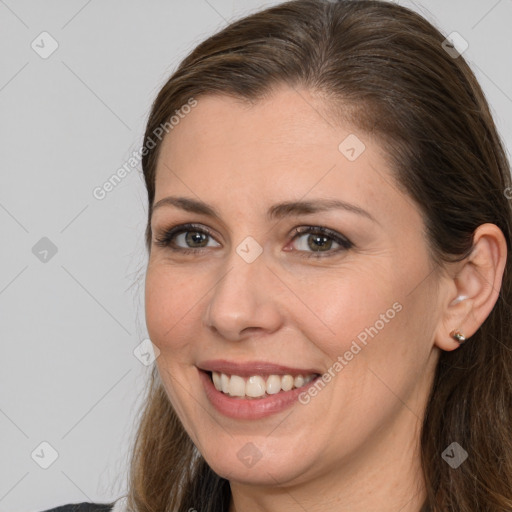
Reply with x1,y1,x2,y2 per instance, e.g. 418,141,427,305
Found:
202,250,283,342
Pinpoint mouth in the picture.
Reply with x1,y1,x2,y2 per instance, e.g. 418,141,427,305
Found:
198,366,323,420
197,360,323,419
203,370,321,399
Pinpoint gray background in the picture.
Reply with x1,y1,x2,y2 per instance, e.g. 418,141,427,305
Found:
0,1,510,511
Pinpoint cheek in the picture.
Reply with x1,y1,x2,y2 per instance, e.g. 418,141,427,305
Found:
289,265,402,359
145,262,204,354
313,262,436,405
144,264,204,424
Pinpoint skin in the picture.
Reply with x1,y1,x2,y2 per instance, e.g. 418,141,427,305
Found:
145,85,507,512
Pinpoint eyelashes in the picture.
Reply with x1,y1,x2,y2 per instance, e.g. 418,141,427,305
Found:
288,226,353,257
153,223,354,259
154,223,218,252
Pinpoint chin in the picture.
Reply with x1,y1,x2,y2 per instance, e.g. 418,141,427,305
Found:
200,441,314,487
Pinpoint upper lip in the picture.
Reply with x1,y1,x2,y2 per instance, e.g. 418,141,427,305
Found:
197,359,321,377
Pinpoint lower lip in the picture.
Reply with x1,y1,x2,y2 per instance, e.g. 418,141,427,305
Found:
199,369,319,420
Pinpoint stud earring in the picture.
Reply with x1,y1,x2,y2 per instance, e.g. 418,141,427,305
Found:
450,329,466,344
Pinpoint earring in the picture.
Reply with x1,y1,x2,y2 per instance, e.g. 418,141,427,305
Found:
450,329,466,344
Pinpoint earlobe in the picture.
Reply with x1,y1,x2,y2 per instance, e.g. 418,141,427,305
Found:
435,292,474,352
434,223,507,352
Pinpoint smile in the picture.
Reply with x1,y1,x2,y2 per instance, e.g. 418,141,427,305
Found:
198,368,322,420
211,371,317,399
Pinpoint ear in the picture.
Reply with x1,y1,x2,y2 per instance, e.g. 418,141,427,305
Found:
434,223,507,351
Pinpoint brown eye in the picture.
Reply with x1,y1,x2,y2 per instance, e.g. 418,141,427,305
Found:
154,223,221,252
290,226,353,258
182,231,209,248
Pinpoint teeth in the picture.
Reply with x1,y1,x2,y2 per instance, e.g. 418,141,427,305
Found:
220,373,230,394
211,371,317,398
212,371,222,390
266,374,281,395
281,375,294,391
246,376,266,397
229,375,246,397
294,375,305,388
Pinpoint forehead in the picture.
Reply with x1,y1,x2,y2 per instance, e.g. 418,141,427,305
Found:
153,87,421,236
164,90,334,161
158,88,370,185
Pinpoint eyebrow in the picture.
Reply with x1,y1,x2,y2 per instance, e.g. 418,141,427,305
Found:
152,196,377,223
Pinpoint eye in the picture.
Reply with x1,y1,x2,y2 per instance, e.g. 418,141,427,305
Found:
153,223,220,254
288,226,353,258
153,223,353,258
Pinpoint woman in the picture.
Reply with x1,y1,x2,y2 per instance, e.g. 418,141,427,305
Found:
43,0,512,511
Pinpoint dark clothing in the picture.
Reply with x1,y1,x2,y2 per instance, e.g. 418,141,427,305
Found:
41,503,115,512
41,497,430,511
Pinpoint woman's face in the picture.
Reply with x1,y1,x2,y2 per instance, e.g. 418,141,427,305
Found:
145,86,443,487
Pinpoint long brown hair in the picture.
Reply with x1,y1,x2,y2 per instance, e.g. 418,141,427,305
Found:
127,1,512,510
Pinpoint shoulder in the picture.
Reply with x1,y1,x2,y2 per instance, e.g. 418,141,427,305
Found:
40,502,116,512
